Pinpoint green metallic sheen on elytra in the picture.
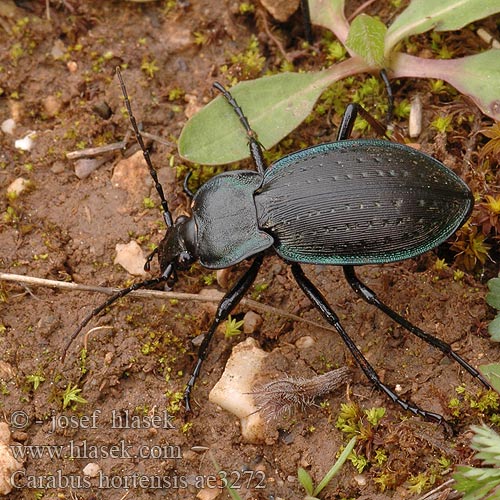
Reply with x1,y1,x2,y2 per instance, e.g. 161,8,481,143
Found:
254,139,473,265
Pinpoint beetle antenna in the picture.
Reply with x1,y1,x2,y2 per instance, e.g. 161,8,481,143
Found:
116,67,173,228
213,82,267,176
61,264,175,362
380,69,394,123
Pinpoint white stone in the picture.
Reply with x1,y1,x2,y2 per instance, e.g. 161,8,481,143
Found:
209,337,268,443
1,118,15,135
14,132,35,151
0,424,23,496
83,462,100,478
114,241,147,276
6,177,29,197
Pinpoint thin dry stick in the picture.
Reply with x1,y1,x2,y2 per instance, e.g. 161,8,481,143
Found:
0,272,339,335
416,479,457,500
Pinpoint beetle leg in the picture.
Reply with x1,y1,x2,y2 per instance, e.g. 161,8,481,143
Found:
184,254,264,411
291,263,446,424
299,0,313,44
343,265,492,390
144,247,158,272
213,82,268,176
337,103,388,141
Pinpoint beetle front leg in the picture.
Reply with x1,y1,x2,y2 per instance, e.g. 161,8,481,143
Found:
184,254,264,411
343,265,492,390
291,263,446,424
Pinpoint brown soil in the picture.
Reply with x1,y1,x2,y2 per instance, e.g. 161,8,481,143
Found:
0,1,498,499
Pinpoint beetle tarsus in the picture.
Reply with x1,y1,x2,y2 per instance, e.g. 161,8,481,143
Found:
183,171,195,198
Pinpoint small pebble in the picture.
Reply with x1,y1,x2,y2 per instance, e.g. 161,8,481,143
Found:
260,0,299,21
15,132,35,151
216,268,231,289
196,487,221,500
0,423,10,444
11,431,28,442
0,423,23,496
67,60,78,73
83,462,100,478
295,335,315,349
111,151,149,195
354,474,367,486
0,361,15,380
209,337,268,443
184,94,202,120
1,118,15,135
114,241,147,276
51,39,66,59
74,158,108,179
43,95,62,117
7,177,30,197
51,161,66,174
409,95,422,138
243,310,262,334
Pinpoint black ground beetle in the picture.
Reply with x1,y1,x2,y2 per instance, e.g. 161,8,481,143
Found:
64,69,491,424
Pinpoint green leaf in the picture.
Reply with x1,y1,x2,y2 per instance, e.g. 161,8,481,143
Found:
470,424,500,465
309,0,349,46
386,0,500,54
391,51,500,121
346,14,387,67
453,465,500,500
479,364,500,393
179,72,327,164
178,57,370,165
487,278,500,310
453,425,500,499
488,316,500,341
298,467,314,495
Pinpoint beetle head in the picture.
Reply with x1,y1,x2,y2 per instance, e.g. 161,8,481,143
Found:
157,215,198,282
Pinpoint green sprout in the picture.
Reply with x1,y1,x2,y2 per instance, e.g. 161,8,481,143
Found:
431,114,453,133
26,372,45,391
143,197,155,209
141,58,159,78
62,383,87,409
224,315,244,338
298,436,357,499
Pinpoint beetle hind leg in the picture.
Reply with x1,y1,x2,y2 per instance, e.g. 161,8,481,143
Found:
343,265,492,390
291,263,446,424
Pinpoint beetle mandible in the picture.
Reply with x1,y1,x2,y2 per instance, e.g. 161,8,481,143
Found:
64,69,491,424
